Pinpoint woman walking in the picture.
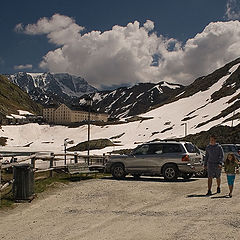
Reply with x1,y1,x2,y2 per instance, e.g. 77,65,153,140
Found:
224,153,239,198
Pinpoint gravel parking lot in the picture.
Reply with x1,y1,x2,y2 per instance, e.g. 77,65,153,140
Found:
1,176,240,240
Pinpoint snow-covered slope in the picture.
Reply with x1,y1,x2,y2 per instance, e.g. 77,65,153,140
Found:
6,72,97,104
1,58,240,154
79,81,184,118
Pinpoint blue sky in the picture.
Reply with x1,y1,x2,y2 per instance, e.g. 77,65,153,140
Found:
0,0,240,88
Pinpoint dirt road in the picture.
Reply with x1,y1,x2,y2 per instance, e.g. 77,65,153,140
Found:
1,176,240,240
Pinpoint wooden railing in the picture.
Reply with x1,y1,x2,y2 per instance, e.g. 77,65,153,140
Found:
0,153,108,191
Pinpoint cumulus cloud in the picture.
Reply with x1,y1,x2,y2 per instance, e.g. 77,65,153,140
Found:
14,64,33,70
14,23,24,32
143,20,154,31
16,14,240,88
225,0,240,20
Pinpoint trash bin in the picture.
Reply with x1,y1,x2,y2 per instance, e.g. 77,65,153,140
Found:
13,164,34,201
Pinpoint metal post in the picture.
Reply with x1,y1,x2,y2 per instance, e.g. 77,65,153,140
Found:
64,144,67,165
50,154,54,178
87,105,90,166
64,138,68,166
232,110,235,127
184,123,187,137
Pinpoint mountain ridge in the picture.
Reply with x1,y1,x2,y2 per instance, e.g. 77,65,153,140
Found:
6,72,98,105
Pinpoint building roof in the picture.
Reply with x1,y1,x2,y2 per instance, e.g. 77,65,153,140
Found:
43,103,108,115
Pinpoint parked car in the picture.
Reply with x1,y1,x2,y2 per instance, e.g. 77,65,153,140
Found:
105,141,204,181
221,144,240,162
235,144,240,155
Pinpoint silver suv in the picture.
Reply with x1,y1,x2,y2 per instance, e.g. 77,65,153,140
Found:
105,141,203,181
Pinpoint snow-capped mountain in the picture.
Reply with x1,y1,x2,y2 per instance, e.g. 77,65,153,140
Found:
79,81,184,118
1,58,240,154
6,72,97,104
80,57,240,121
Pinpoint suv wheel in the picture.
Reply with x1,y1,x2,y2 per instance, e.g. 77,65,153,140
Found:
111,163,126,180
162,164,178,181
182,173,193,180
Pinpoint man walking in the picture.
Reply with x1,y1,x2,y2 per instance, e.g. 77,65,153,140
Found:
204,135,224,196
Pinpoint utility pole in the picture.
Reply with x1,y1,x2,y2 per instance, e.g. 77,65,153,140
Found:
231,110,235,127
184,123,187,137
85,96,93,166
87,105,90,165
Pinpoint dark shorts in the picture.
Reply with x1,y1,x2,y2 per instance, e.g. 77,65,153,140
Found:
207,164,221,178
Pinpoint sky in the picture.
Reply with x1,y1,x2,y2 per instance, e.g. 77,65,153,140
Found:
0,0,240,89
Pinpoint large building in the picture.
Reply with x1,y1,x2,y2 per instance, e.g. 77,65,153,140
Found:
43,104,108,124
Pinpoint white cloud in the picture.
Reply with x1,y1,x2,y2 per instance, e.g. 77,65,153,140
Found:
14,64,33,70
225,0,240,20
143,20,154,31
14,23,24,32
16,14,240,89
17,14,84,45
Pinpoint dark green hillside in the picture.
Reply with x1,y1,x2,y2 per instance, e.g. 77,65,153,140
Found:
180,124,240,149
0,74,42,117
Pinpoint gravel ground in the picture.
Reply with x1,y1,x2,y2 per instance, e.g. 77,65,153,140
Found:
1,176,240,240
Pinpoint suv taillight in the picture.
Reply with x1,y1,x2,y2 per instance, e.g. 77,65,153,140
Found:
182,155,190,161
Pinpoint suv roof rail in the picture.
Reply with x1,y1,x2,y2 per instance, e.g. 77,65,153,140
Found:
146,139,181,143
162,139,180,142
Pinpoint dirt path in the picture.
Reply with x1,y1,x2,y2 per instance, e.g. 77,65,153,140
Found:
1,176,240,240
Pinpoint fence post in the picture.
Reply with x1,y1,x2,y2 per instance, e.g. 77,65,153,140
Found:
31,156,36,169
103,153,105,165
49,153,54,177
74,152,78,164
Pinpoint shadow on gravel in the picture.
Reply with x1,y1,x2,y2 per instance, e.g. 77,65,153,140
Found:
187,193,217,198
211,195,230,199
102,176,198,183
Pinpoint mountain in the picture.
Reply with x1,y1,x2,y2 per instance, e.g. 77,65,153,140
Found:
80,57,240,125
79,81,184,118
1,58,240,153
0,74,42,119
6,72,98,105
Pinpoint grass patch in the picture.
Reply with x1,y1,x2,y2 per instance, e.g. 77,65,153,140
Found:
67,138,116,151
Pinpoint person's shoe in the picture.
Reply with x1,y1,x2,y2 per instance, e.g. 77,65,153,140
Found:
217,187,221,193
229,193,232,198
206,190,212,196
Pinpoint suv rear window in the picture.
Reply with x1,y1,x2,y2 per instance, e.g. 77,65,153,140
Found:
222,145,238,152
162,144,182,153
184,143,200,153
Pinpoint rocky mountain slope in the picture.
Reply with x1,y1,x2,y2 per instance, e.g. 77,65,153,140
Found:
6,72,97,105
79,81,184,118
0,74,42,119
79,58,240,120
